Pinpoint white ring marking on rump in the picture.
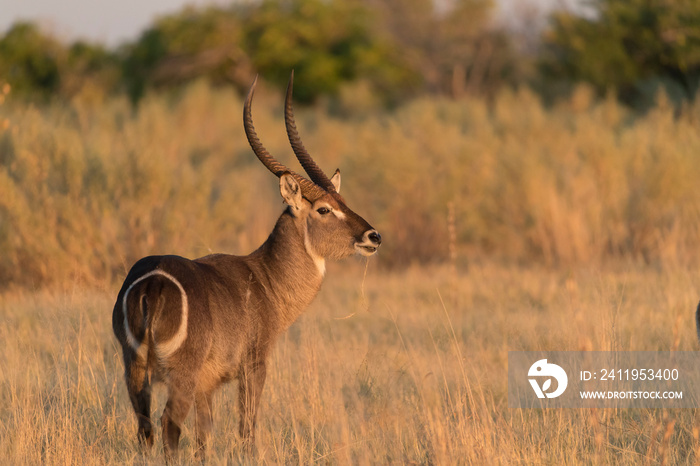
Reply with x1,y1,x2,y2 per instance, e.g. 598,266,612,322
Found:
122,269,189,360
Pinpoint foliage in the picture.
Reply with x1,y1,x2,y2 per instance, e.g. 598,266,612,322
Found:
121,6,251,102
0,0,511,105
2,82,700,287
540,0,700,106
0,23,63,100
0,23,121,102
120,0,418,104
242,0,417,104
63,41,121,99
5,0,700,108
370,0,518,98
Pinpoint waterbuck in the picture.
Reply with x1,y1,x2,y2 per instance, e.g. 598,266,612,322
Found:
111,73,381,460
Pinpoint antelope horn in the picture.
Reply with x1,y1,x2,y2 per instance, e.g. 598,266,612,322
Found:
243,76,327,201
284,71,337,192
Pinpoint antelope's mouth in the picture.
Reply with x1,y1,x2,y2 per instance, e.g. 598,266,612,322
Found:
355,244,379,256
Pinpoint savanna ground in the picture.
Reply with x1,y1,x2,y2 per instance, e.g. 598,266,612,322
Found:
1,263,699,464
2,82,700,464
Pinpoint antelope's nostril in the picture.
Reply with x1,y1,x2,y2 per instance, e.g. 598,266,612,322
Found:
369,231,382,245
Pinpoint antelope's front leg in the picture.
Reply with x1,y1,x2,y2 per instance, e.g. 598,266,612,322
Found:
238,360,267,449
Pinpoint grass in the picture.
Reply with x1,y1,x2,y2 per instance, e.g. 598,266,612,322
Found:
1,262,699,464
2,82,700,287
2,79,700,463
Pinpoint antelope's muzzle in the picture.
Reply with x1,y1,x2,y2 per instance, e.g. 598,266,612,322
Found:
356,229,382,256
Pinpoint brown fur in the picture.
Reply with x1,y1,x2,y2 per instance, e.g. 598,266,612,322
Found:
112,173,380,460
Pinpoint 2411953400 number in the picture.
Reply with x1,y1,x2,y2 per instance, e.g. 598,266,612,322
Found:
597,368,679,381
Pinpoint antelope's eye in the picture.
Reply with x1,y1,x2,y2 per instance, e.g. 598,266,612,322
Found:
317,207,330,215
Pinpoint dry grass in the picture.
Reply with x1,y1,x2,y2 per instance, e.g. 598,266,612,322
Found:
2,80,700,463
2,82,700,287
1,262,699,464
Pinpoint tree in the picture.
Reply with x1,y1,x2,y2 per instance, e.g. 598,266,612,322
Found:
62,41,121,98
120,6,252,102
0,22,122,100
540,0,700,105
0,23,64,99
242,0,416,104
119,1,415,104
366,0,517,98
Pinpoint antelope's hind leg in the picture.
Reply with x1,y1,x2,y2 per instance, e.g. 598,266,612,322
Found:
194,389,215,460
161,376,196,461
125,356,154,448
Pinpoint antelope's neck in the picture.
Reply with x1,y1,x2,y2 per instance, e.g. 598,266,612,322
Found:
254,210,325,331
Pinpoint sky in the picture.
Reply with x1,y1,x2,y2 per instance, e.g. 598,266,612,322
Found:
0,0,581,48
0,0,229,46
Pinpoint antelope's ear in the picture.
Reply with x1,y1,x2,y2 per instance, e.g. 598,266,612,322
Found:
330,169,341,193
280,172,303,211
